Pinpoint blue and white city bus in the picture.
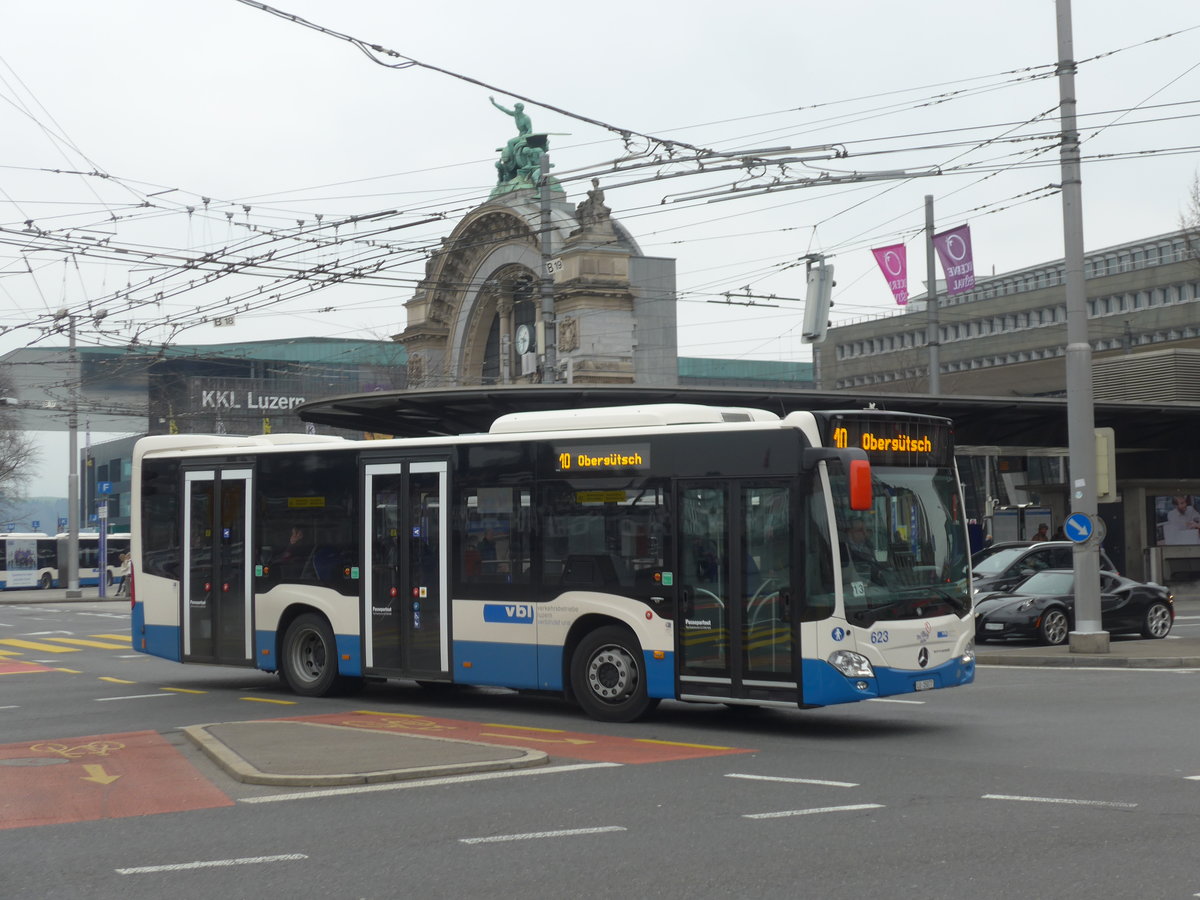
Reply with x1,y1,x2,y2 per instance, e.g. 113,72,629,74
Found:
130,402,974,721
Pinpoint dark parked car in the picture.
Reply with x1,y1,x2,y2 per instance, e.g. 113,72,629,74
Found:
971,541,1116,596
974,569,1174,646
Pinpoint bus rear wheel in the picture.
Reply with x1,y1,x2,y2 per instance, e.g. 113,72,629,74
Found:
38,572,51,590
571,625,659,723
280,613,340,697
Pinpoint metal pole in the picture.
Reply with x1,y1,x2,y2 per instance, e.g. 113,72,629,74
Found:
66,315,81,598
1056,0,1105,650
924,195,940,393
538,153,558,383
97,503,107,599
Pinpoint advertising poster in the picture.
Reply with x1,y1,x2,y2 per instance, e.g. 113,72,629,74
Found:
5,539,37,588
1154,495,1200,546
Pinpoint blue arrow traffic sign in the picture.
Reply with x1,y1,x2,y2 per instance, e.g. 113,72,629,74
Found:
1064,512,1093,543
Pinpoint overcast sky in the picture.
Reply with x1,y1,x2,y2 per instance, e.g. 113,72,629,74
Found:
4,0,1199,496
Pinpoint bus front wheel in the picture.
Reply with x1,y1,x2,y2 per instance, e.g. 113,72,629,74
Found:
571,625,659,723
280,613,340,697
38,572,51,590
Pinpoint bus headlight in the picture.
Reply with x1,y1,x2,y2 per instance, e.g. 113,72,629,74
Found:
961,640,976,663
828,650,875,679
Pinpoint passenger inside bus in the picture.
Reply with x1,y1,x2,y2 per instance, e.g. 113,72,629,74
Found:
272,526,310,580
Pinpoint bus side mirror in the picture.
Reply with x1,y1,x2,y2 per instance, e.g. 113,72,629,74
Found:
801,446,873,510
848,458,873,511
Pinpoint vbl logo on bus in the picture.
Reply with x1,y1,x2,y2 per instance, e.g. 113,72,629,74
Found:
483,603,535,624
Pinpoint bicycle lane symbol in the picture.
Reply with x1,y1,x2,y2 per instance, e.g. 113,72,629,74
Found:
0,730,234,830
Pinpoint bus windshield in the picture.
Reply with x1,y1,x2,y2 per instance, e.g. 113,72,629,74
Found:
830,465,970,626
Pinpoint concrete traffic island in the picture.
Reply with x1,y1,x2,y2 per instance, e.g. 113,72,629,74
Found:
184,720,548,787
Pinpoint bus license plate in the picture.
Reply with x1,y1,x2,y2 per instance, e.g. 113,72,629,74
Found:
914,678,935,691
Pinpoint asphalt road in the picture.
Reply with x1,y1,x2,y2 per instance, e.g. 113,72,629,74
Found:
3,598,1200,899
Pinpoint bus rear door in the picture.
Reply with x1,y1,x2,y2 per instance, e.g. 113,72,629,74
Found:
182,468,253,665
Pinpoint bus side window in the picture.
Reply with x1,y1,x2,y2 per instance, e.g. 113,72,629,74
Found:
800,473,836,622
540,479,667,601
142,458,181,580
457,486,531,587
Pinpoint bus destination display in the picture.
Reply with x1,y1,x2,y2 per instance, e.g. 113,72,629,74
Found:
554,443,651,474
829,416,952,466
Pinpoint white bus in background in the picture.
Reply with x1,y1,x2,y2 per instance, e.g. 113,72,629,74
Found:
0,533,57,589
56,532,132,588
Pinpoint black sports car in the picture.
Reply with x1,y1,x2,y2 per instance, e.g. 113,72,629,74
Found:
974,569,1174,646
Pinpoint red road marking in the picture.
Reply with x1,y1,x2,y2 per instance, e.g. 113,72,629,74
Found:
0,660,54,675
0,730,233,830
290,711,756,764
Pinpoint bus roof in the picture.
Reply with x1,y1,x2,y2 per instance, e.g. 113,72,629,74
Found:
489,403,781,434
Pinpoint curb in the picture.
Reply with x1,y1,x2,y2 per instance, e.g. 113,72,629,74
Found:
183,720,549,787
978,653,1200,668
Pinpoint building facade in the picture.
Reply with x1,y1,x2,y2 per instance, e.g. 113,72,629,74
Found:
818,229,1200,398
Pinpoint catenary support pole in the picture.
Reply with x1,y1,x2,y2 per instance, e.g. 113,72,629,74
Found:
66,315,81,598
924,195,940,394
1056,0,1106,650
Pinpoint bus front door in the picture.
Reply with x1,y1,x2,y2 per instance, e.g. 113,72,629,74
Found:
677,481,798,706
182,468,253,665
364,461,449,679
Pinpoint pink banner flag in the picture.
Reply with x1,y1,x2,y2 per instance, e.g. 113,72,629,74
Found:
871,243,909,306
932,224,976,295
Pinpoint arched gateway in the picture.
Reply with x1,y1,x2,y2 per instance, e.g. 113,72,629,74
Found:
396,107,678,388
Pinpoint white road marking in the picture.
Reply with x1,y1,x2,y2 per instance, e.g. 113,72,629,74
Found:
0,705,18,710
726,773,858,788
461,826,625,845
867,697,925,704
116,853,307,875
982,793,1137,809
241,761,623,804
24,631,73,636
94,693,175,701
744,804,884,819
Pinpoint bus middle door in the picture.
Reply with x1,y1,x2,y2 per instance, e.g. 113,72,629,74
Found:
364,461,449,679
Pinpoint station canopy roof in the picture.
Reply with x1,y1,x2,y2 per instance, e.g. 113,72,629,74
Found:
297,385,1199,454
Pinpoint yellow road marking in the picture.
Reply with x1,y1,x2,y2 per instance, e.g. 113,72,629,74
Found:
353,710,426,718
90,634,132,642
480,732,594,745
0,639,82,653
480,723,567,733
99,676,136,684
81,764,121,785
44,638,130,650
54,668,83,674
634,738,736,750
240,696,296,705
160,687,206,694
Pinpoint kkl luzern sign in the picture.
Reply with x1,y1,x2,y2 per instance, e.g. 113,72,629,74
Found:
200,390,307,410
